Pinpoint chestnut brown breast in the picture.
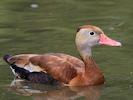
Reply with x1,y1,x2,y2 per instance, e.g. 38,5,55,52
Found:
69,57,104,86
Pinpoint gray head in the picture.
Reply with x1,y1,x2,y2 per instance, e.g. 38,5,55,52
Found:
75,25,121,58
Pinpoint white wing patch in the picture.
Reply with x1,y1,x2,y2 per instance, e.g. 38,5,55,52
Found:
9,63,46,77
24,63,44,72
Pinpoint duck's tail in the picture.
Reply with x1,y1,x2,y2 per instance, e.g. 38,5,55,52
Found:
3,54,59,85
3,54,12,65
3,54,30,79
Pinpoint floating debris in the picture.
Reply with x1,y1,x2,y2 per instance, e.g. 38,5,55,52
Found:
30,4,39,8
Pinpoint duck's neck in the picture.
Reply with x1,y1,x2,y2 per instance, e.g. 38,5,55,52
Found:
78,46,92,60
78,46,98,68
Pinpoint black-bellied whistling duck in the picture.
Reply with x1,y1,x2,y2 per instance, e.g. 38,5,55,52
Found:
3,25,122,86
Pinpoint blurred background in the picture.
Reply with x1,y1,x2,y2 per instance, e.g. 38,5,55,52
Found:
0,0,133,100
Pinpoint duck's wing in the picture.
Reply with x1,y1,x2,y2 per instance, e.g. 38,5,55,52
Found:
5,53,85,83
5,54,44,72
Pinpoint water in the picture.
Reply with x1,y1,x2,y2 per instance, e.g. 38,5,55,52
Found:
0,0,133,100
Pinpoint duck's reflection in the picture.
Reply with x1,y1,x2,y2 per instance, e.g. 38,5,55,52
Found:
8,79,104,100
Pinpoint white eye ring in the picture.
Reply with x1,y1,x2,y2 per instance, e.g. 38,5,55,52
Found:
89,31,95,35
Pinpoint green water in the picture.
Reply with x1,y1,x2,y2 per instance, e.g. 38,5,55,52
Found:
0,0,133,100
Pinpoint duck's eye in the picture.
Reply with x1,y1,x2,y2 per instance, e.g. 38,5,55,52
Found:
89,32,95,35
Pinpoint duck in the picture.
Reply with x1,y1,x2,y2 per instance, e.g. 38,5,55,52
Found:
3,25,122,86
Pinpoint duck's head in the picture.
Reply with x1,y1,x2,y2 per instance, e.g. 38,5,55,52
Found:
75,25,122,57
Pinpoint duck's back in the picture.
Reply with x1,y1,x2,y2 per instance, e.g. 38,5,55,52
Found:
7,53,85,83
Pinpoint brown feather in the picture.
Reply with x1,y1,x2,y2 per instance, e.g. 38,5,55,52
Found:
69,57,104,86
7,53,104,86
30,53,85,83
